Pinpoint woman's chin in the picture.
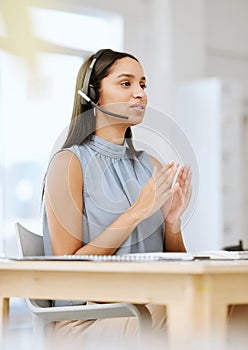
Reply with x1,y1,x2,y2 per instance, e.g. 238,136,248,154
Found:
128,111,145,125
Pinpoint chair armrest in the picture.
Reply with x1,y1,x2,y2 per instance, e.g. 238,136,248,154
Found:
29,301,152,332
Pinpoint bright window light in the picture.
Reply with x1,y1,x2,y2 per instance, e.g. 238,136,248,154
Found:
29,7,124,52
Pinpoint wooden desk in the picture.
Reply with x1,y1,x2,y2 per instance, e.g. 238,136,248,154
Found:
1,259,248,349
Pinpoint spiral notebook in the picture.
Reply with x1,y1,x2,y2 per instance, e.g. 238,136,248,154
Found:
64,252,195,262
4,252,194,262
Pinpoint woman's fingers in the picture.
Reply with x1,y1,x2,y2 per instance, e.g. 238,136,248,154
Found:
153,162,173,180
146,162,192,216
156,172,178,205
152,163,180,202
159,186,174,204
177,164,192,193
184,168,192,194
156,163,178,188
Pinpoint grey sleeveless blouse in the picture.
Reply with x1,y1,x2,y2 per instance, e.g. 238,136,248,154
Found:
42,135,164,306
43,135,164,256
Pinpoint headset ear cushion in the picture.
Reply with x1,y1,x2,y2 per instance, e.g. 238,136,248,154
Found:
88,86,99,104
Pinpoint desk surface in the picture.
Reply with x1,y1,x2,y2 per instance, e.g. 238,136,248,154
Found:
1,259,248,349
1,258,248,273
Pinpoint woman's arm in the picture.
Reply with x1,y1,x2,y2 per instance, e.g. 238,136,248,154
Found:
44,151,84,255
45,150,176,256
164,220,186,252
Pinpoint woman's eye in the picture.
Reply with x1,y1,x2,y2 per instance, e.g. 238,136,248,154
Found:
120,81,147,89
121,81,131,87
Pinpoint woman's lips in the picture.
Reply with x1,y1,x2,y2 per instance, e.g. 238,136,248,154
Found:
130,103,146,112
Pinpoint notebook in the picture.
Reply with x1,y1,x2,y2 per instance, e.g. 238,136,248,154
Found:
3,252,194,262
65,252,195,261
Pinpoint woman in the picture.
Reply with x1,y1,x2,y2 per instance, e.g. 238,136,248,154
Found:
42,49,192,347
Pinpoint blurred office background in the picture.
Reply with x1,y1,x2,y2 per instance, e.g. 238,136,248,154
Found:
0,0,248,341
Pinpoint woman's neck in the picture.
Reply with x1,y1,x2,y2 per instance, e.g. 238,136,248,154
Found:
94,123,128,145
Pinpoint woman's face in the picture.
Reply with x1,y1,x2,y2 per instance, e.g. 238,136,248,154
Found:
97,57,148,125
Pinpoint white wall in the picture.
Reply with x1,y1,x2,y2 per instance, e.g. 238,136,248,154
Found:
205,0,248,247
170,0,206,82
206,0,248,107
130,0,173,114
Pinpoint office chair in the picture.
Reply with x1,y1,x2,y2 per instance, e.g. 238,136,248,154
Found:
15,222,152,344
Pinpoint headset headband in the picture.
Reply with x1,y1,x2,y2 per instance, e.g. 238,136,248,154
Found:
81,49,106,105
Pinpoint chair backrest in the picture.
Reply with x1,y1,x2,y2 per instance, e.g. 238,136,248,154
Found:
15,222,44,257
15,222,51,308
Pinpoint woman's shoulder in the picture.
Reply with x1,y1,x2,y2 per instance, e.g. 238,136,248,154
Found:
47,148,83,179
49,143,90,168
43,148,83,202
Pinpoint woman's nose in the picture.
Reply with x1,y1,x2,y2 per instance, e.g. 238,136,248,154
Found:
133,86,146,99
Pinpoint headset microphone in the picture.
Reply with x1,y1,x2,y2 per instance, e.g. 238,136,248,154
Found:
77,90,129,120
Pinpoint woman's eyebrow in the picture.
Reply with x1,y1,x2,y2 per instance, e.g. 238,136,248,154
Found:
117,73,146,80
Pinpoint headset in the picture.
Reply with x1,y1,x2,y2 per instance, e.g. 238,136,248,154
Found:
77,49,129,119
80,49,105,106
